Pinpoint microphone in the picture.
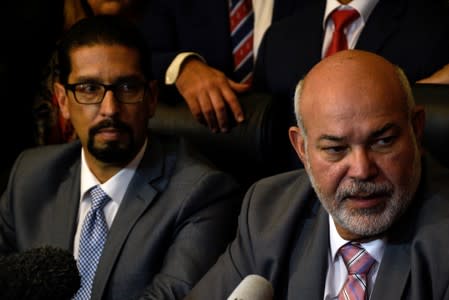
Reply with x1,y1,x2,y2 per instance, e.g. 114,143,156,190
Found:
0,246,80,300
227,274,273,300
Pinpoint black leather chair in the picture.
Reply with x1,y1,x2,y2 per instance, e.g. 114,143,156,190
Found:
413,84,449,168
148,84,449,189
148,92,295,188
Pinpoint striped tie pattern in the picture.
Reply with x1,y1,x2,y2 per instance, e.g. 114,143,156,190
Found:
74,186,110,300
325,8,360,57
229,0,254,84
338,243,376,300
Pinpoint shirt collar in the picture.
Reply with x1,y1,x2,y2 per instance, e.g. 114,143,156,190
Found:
323,0,380,29
80,138,148,204
328,214,386,264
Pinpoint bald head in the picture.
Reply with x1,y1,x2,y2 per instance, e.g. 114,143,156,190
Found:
294,50,414,134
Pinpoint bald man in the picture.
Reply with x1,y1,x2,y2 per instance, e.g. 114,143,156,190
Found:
185,50,449,300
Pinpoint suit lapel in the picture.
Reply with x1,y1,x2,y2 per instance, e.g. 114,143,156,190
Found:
91,136,177,298
371,242,410,299
370,179,423,300
287,206,412,300
49,159,81,250
356,0,405,52
288,206,329,299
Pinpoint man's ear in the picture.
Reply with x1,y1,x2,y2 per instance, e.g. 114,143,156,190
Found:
412,105,426,152
146,80,158,117
54,82,70,120
288,126,307,165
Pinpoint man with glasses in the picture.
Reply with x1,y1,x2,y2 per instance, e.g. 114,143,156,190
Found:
0,15,241,300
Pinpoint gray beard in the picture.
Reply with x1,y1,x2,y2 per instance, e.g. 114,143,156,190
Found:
305,154,421,238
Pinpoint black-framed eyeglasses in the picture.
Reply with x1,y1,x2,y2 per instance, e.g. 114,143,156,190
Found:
65,81,148,104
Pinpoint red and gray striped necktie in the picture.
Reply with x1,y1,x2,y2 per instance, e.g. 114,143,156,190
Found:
229,0,254,84
338,243,376,300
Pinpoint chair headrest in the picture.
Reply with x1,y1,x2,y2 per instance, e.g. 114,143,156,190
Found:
413,84,449,168
148,92,293,186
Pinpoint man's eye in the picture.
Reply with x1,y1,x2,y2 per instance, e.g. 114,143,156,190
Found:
373,136,397,149
119,82,141,93
322,146,347,154
76,83,101,93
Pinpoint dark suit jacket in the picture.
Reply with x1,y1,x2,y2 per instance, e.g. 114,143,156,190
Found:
254,0,449,101
185,156,449,300
0,135,241,300
139,0,301,91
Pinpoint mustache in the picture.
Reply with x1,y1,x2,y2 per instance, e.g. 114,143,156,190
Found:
89,118,132,136
335,180,394,202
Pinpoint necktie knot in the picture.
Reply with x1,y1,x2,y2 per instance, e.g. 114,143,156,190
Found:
339,243,376,275
90,185,110,211
331,8,360,31
325,8,360,57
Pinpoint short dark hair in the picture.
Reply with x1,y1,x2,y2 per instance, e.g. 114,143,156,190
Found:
56,15,151,84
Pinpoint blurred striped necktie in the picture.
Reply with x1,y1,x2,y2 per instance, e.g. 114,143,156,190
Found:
229,0,254,84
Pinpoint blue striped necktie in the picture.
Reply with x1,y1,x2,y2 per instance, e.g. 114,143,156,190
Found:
229,0,254,84
73,185,110,300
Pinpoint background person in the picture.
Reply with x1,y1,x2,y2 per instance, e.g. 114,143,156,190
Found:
253,0,449,102
34,0,147,146
139,0,302,133
0,16,241,300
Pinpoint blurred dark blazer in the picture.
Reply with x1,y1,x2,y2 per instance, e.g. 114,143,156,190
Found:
139,0,301,84
254,0,449,101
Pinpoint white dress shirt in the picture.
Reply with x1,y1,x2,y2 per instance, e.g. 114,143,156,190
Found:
321,0,379,58
73,139,148,259
324,215,386,300
252,0,274,59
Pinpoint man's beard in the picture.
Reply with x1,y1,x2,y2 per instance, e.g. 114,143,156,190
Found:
305,154,421,238
87,118,136,164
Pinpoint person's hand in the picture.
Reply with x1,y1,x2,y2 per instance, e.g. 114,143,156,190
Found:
417,64,449,84
175,58,250,133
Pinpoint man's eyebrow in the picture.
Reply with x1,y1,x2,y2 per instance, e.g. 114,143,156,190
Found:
70,74,144,84
70,76,99,83
317,124,399,142
318,134,344,143
114,75,145,83
370,123,398,138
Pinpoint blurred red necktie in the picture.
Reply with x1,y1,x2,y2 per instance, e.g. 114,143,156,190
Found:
325,8,360,57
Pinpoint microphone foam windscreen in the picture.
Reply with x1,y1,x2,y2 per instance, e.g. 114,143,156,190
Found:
227,274,274,300
0,246,80,300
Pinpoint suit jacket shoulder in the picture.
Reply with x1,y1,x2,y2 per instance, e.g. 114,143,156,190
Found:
186,170,330,299
187,156,449,300
0,136,242,300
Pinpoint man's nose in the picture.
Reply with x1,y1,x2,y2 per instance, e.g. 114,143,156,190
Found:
99,90,120,116
346,148,378,181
